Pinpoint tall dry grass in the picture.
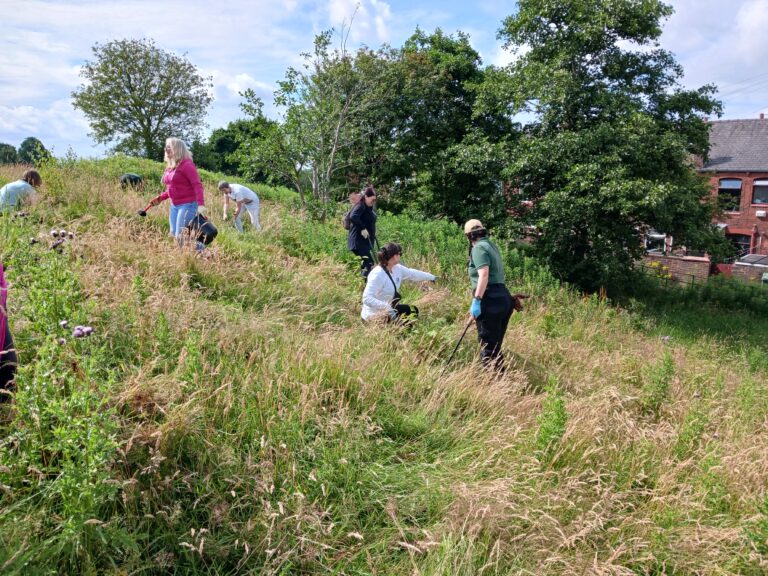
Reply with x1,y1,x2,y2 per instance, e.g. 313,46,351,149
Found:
0,161,767,574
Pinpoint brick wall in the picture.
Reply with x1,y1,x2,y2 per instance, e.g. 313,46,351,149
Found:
732,263,768,283
707,172,768,255
642,254,711,285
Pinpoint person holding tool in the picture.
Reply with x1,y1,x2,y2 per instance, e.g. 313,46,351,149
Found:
137,137,207,250
465,219,521,372
346,186,378,278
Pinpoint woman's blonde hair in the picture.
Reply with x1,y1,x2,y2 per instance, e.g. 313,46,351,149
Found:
164,137,193,168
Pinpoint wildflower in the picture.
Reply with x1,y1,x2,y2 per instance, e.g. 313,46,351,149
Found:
50,230,59,237
59,320,69,328
661,335,671,342
59,229,67,237
29,237,38,245
72,325,94,339
57,338,66,345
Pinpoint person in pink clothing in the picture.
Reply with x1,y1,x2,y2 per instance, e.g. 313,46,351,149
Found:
0,262,16,402
138,137,207,249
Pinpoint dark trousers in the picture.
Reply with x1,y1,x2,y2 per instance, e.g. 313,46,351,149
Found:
0,323,17,402
392,303,419,327
352,247,375,278
476,284,514,370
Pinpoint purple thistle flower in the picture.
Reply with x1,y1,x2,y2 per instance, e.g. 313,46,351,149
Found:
50,229,59,237
59,320,69,328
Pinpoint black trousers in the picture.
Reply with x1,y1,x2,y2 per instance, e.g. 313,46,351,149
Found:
351,247,375,278
392,303,419,326
0,322,17,402
476,284,514,370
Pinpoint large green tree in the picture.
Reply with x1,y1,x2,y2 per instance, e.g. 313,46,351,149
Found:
376,28,512,224
18,137,51,164
0,143,18,164
481,0,723,292
240,31,398,215
193,118,277,181
72,38,213,159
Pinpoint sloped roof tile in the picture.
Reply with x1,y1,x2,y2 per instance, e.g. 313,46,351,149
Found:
701,119,768,172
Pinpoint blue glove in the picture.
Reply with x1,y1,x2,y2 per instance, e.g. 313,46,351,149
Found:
388,308,398,320
470,297,482,318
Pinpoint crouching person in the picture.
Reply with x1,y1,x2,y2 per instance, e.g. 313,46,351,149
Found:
361,242,435,324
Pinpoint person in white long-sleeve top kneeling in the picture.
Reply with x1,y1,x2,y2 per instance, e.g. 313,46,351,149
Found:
362,242,436,324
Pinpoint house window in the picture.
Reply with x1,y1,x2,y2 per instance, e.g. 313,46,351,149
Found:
727,233,751,257
753,179,768,204
718,178,742,211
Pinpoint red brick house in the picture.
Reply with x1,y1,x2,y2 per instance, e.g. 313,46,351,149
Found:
701,118,768,254
642,117,768,284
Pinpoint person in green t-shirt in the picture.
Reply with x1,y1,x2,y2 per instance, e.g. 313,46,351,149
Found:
465,219,515,371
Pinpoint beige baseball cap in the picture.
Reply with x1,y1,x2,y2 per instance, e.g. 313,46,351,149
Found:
463,219,485,234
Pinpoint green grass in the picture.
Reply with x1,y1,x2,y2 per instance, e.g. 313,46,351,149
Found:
0,158,767,574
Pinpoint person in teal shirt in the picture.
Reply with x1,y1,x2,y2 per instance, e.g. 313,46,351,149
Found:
465,219,514,371
0,170,42,212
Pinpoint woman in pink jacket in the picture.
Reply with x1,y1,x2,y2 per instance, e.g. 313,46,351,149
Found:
139,137,207,249
0,262,16,402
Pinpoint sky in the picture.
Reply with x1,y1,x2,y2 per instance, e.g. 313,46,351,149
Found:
1,0,767,158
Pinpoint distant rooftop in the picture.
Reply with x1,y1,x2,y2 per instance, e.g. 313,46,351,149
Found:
701,118,768,172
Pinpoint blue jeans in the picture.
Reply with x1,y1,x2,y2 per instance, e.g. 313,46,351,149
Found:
169,202,204,249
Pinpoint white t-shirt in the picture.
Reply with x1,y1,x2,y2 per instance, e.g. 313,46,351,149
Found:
361,263,435,320
0,180,37,211
228,183,259,206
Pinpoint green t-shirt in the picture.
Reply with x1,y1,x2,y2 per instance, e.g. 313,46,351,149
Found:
468,238,505,289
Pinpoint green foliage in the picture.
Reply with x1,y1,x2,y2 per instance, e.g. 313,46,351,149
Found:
72,38,213,159
1,156,767,574
535,376,568,457
641,351,675,417
482,0,722,294
18,137,52,164
0,143,18,164
192,118,278,182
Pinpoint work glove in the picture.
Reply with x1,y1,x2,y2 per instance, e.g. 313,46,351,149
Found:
469,297,482,318
197,205,208,217
387,308,398,321
361,229,370,239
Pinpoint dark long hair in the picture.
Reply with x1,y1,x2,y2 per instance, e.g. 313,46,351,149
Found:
358,186,376,205
378,242,402,267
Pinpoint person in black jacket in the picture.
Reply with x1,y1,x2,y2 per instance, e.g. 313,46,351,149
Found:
347,186,378,278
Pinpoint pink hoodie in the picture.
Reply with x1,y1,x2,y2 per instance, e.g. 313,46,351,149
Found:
155,158,206,206
0,263,7,353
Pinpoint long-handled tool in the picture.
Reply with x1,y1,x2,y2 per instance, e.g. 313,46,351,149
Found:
440,315,475,377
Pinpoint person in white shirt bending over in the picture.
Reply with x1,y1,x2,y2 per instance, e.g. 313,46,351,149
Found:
362,242,436,324
219,181,261,232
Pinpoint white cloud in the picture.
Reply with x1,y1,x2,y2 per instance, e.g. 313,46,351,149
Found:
663,0,768,118
325,0,392,45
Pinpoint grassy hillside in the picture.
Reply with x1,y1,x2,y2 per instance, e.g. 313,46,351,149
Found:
1,159,767,574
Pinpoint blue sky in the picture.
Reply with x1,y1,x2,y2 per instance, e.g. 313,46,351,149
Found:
2,0,767,158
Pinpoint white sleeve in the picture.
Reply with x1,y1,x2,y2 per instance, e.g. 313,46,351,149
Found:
395,264,435,283
362,269,393,312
